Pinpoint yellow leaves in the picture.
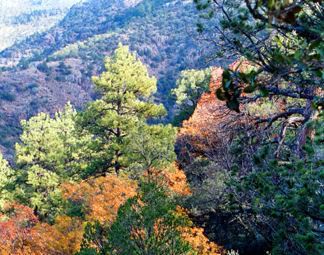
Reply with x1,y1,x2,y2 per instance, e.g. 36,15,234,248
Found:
0,176,137,255
0,203,40,255
0,204,83,255
182,226,224,255
31,216,83,255
160,164,191,196
0,164,224,255
171,206,224,255
145,163,191,196
62,175,137,224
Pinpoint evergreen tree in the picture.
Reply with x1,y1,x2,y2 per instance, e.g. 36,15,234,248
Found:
229,112,324,254
79,44,170,177
172,68,211,125
14,103,91,220
0,152,15,208
126,122,177,176
192,1,323,253
78,182,194,255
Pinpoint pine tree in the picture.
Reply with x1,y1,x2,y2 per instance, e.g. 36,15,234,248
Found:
14,103,91,220
79,44,170,177
16,102,91,179
172,68,211,125
78,182,194,255
126,122,176,176
0,152,15,208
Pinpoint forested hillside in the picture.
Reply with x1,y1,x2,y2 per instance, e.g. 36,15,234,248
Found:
0,0,215,156
0,1,322,255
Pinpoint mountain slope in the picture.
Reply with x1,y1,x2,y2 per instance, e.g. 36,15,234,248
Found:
0,0,81,51
0,0,144,66
0,0,216,157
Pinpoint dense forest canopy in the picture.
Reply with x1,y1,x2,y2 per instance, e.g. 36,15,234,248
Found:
0,0,323,255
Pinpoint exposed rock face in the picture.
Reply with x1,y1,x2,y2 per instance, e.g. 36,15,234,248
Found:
177,60,257,164
176,61,268,255
177,67,240,165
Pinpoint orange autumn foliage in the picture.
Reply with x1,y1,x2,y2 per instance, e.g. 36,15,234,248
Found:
0,204,83,255
147,163,191,196
0,176,137,255
177,68,234,162
182,227,224,255
62,175,137,224
122,191,223,255
30,216,84,255
154,167,224,254
0,172,222,254
160,164,192,196
175,207,224,255
0,204,41,255
177,64,252,164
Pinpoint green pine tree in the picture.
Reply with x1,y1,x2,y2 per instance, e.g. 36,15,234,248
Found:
78,182,194,255
172,68,211,126
126,122,177,176
14,103,91,221
0,152,15,208
79,44,171,177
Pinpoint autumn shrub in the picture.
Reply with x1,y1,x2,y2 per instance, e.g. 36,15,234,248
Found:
62,175,137,224
78,181,223,255
0,203,40,255
31,216,84,255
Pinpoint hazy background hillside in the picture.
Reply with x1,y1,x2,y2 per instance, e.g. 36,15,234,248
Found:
0,0,81,51
0,0,218,158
